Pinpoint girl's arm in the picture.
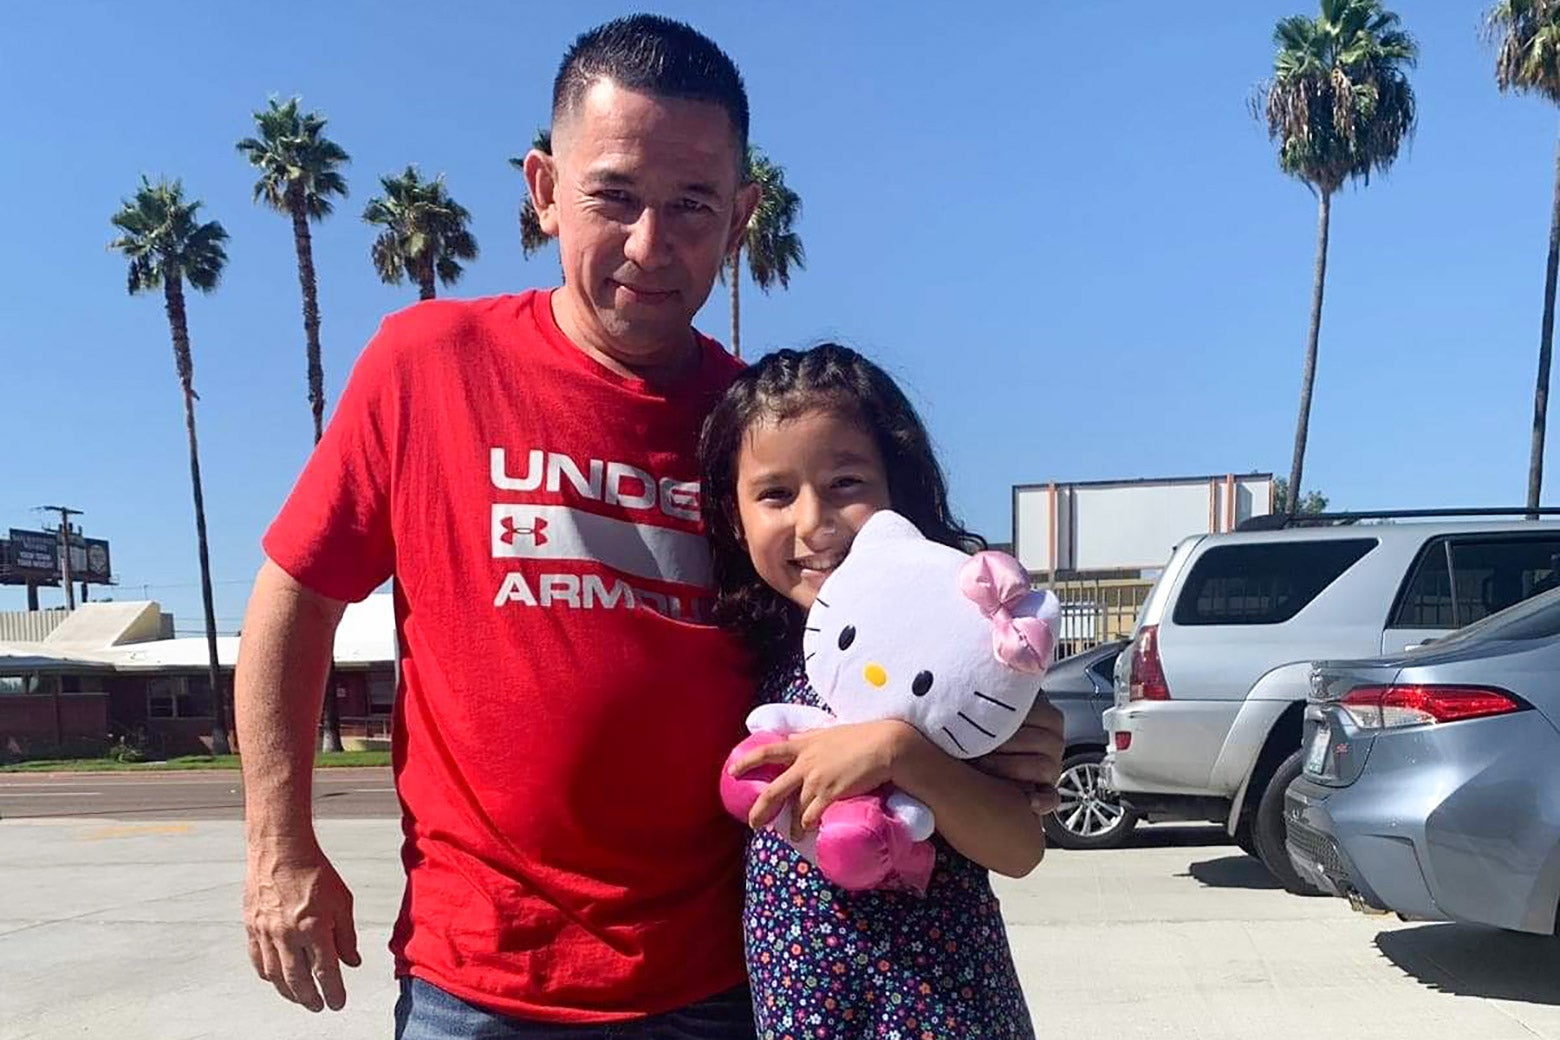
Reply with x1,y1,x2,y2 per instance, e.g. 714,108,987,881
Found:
887,726,1046,878
730,720,1046,877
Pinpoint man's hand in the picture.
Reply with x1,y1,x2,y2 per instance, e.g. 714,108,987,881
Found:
730,720,918,833
244,837,360,1012
974,695,1065,816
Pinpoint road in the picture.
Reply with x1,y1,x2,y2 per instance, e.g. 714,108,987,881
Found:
0,767,399,820
4,814,1559,1040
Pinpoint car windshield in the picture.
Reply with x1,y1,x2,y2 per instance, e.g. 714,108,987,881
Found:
1417,584,1560,648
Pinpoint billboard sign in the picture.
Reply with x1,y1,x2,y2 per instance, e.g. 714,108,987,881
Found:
1013,474,1275,576
1,529,113,586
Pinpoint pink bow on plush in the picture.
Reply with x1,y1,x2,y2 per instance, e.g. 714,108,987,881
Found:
959,551,1058,674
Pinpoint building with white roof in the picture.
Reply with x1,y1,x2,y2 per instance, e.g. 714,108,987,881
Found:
0,595,395,759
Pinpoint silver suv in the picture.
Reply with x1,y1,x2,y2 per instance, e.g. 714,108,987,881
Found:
1101,511,1560,893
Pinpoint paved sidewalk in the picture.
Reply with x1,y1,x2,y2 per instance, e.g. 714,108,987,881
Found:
2,818,1557,1039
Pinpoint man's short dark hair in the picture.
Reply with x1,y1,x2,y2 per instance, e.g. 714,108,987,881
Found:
552,14,749,159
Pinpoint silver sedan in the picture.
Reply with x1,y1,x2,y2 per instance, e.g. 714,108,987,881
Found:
1285,587,1560,934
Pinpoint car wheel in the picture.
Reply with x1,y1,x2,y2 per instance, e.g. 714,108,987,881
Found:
1252,749,1327,896
1043,750,1140,850
1233,815,1259,858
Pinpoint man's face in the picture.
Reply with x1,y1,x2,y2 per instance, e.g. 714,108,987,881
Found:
526,79,759,366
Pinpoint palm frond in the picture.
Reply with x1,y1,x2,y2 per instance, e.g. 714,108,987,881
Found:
738,146,806,294
1490,0,1560,102
1259,0,1418,194
362,165,481,294
107,176,228,297
237,95,351,220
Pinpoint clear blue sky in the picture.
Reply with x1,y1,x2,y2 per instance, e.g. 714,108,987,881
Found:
4,1,1557,633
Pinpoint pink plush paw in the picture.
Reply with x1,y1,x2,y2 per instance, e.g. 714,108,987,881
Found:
720,731,789,825
815,795,934,894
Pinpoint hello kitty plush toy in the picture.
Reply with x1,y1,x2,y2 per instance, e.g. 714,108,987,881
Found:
719,510,1061,894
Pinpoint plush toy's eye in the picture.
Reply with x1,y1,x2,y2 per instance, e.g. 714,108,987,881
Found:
837,625,857,651
912,671,934,697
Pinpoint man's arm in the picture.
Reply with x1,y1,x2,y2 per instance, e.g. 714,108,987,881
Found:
237,558,358,1013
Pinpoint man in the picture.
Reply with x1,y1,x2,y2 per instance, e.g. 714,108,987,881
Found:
237,15,1063,1038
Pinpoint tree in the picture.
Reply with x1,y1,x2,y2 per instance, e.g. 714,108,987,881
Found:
727,147,805,358
363,167,479,300
108,177,232,755
509,128,554,258
235,96,350,444
237,95,350,753
1273,478,1330,514
1258,0,1417,515
1489,0,1560,510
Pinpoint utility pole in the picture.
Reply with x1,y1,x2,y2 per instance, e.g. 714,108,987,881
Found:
35,505,83,611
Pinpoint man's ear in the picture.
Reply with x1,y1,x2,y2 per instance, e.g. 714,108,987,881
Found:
726,180,762,258
523,148,562,237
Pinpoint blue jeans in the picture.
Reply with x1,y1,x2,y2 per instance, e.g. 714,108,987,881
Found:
394,977,756,1040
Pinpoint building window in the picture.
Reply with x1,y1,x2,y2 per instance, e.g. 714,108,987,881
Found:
146,676,215,719
367,671,396,715
1,674,61,696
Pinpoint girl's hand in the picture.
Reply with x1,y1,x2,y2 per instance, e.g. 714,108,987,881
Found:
729,720,919,833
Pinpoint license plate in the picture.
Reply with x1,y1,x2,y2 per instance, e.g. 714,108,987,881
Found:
1304,726,1329,775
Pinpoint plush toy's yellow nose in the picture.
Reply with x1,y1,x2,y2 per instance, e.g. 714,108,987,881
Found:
863,663,888,688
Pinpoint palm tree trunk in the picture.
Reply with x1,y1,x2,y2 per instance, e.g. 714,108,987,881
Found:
289,198,327,445
1528,135,1560,514
730,248,742,358
418,256,436,301
290,197,343,753
163,276,231,757
1288,190,1332,517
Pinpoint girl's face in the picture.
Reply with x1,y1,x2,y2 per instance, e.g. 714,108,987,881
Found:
734,408,893,611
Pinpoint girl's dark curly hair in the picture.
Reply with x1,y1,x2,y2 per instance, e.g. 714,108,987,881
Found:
698,343,985,666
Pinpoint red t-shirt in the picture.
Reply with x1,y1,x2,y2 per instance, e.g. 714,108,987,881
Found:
262,290,753,1023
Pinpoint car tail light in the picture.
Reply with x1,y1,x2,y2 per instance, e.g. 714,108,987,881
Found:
1339,684,1526,730
1128,625,1171,701
1114,731,1132,751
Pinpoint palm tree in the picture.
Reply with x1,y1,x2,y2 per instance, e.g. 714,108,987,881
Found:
509,128,554,258
727,147,805,358
108,177,232,756
1259,0,1417,515
237,95,350,753
363,166,479,300
1489,0,1560,510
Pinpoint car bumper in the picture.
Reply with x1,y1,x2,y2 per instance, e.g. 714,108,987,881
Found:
1285,710,1560,934
1103,699,1243,799
1285,779,1441,920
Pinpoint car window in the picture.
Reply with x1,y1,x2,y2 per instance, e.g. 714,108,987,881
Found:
1171,539,1377,626
1449,536,1560,624
1391,533,1560,630
1390,540,1455,628
1087,651,1120,687
1420,585,1560,647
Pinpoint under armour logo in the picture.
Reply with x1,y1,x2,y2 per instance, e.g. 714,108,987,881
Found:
500,516,549,547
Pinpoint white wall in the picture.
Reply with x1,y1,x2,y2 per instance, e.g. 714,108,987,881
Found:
1072,483,1213,571
1014,475,1274,574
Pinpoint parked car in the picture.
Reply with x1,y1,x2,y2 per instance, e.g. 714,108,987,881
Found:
1041,639,1137,850
1286,587,1560,934
1103,512,1560,892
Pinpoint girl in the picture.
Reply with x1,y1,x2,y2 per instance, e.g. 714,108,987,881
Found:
699,343,1042,1040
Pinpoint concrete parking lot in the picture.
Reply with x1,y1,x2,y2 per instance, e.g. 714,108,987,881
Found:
2,782,1558,1039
